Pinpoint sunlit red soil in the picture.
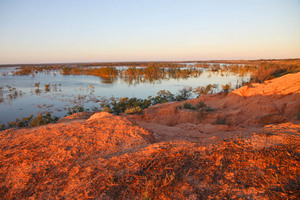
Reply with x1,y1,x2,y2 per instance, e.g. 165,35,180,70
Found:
1,72,299,199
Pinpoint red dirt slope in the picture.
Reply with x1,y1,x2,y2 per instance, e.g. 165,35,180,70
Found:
0,112,154,198
0,72,299,199
132,72,300,142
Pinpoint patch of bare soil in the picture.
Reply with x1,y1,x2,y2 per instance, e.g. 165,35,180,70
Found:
0,112,154,199
0,73,300,199
132,72,300,142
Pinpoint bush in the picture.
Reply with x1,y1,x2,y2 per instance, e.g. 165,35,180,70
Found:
183,102,196,110
29,113,59,127
124,106,142,114
221,83,232,93
202,106,216,112
0,123,5,130
195,101,206,109
1,113,59,130
193,84,218,96
152,90,175,104
175,87,193,101
100,97,152,115
102,106,113,113
250,63,300,83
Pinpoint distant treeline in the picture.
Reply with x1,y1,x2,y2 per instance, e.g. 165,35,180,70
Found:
8,61,300,85
1,58,299,68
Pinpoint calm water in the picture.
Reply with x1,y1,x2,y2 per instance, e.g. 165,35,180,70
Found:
0,65,249,124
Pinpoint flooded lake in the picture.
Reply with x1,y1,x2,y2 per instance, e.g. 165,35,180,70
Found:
0,64,250,124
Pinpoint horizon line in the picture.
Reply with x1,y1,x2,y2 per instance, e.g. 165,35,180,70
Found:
1,57,300,66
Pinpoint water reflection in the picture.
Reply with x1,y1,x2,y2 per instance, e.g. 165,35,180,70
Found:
100,76,118,84
0,85,24,105
0,64,251,123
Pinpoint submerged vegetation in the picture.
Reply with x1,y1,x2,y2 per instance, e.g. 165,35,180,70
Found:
0,113,59,130
0,85,23,103
12,65,63,76
61,66,119,78
6,59,300,80
9,60,300,87
0,86,210,130
1,59,300,130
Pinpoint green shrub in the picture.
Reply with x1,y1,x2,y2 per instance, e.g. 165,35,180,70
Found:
100,96,152,115
152,90,175,104
297,112,300,120
183,102,196,110
2,113,59,130
195,101,206,109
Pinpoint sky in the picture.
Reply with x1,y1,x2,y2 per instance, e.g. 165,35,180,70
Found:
0,0,299,64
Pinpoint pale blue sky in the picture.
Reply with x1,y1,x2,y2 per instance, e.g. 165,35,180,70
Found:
0,0,299,64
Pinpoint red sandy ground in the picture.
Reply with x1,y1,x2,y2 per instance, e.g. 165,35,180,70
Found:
0,72,299,199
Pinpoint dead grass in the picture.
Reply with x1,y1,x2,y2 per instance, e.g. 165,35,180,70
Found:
95,135,299,200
